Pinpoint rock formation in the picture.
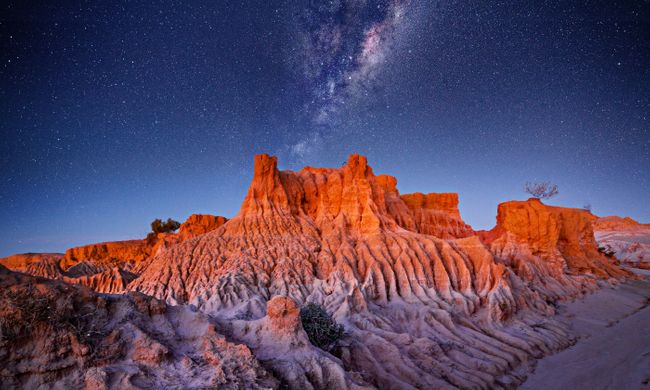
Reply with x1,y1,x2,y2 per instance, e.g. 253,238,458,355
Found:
178,214,228,240
0,253,63,273
226,296,370,389
61,239,151,271
0,154,632,389
591,215,650,269
479,199,630,301
0,213,227,293
128,154,626,388
0,265,276,389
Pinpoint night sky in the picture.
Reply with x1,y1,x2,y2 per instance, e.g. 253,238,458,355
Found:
1,1,649,256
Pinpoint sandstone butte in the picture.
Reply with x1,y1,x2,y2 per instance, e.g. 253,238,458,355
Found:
0,154,634,389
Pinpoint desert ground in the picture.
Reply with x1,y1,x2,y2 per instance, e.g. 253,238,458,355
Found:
522,268,650,389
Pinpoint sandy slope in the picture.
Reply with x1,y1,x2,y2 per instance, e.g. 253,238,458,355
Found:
521,268,650,390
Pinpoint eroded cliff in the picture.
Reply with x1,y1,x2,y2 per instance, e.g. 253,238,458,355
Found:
1,154,630,389
128,154,623,388
1,213,228,293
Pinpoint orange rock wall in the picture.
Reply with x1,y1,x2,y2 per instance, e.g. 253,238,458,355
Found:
178,214,228,240
486,198,628,279
0,253,63,272
401,192,462,218
61,240,151,270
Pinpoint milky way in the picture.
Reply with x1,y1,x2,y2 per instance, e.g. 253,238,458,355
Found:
288,0,416,159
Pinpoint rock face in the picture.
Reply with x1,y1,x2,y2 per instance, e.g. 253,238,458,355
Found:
484,199,627,277
178,214,228,240
128,154,626,388
1,154,632,389
591,216,650,269
226,296,368,389
480,199,629,300
61,239,151,271
399,192,474,238
0,213,228,294
0,244,146,294
62,213,227,271
0,253,63,273
376,175,474,239
401,192,462,218
0,265,276,389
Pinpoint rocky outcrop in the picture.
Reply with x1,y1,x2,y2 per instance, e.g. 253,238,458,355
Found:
129,154,611,388
146,214,229,259
63,268,139,294
480,199,630,300
0,265,276,389
178,214,228,240
1,213,228,294
0,253,63,273
2,154,633,389
591,215,650,231
591,216,650,268
60,214,228,271
401,192,462,218
375,175,474,239
61,240,151,271
399,192,474,238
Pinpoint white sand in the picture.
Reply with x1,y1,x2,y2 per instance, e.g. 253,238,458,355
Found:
521,269,650,390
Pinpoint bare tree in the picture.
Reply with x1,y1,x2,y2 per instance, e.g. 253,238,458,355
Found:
524,181,559,199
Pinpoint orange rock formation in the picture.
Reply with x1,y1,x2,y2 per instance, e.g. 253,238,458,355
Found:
1,213,227,293
591,215,650,231
482,199,628,279
61,239,151,270
178,214,228,240
0,154,631,389
0,253,63,272
129,154,625,388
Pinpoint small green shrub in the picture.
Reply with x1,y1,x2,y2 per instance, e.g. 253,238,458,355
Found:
300,303,344,351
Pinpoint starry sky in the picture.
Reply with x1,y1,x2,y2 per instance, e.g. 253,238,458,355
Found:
1,1,649,256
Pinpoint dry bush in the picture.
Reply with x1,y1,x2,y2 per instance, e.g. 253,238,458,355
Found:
300,303,344,351
524,181,559,199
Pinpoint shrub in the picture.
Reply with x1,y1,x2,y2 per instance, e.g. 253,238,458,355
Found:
151,218,164,234
150,218,181,234
163,218,181,232
524,181,559,199
300,303,344,351
147,218,181,243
